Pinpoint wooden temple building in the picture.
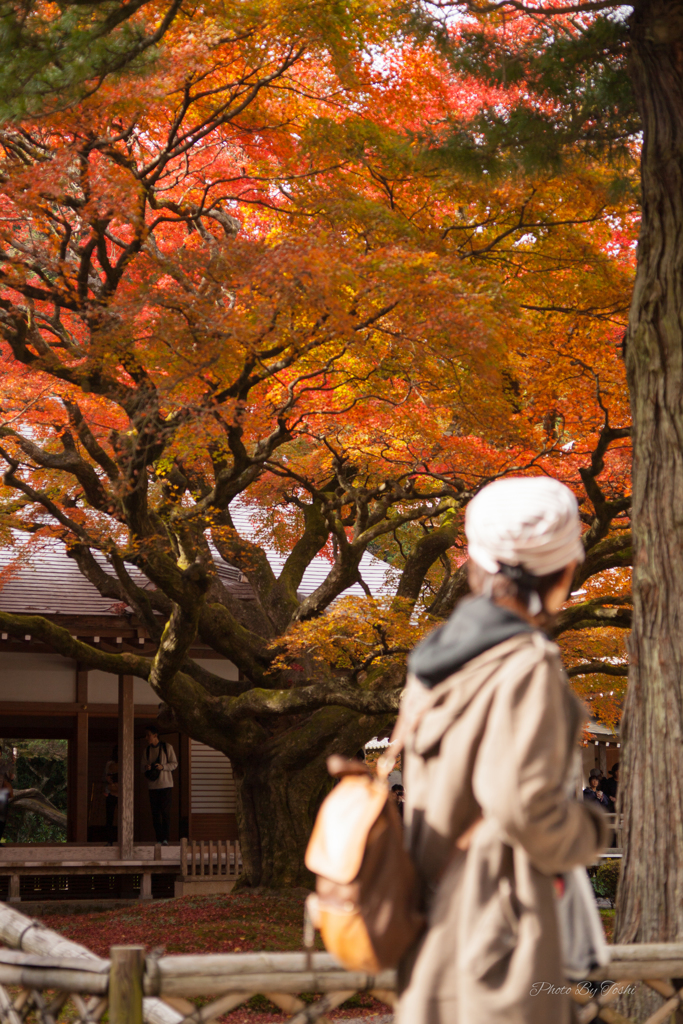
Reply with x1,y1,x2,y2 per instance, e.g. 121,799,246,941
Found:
0,527,391,903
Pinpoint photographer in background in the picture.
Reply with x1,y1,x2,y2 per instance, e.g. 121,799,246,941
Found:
141,725,177,846
583,769,610,809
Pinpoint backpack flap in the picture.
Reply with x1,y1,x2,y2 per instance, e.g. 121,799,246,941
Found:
305,773,388,885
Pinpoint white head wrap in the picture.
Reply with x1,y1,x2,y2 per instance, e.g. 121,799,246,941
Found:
465,477,584,577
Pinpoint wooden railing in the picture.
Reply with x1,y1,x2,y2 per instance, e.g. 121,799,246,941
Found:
3,902,683,1023
179,838,241,880
605,813,623,854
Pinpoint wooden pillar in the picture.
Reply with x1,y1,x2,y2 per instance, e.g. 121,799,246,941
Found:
179,733,190,839
66,738,75,843
109,946,144,1024
139,871,152,901
75,665,89,844
598,741,608,776
118,675,135,860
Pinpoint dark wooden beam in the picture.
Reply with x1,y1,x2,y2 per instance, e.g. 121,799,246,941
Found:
75,665,89,843
75,710,88,843
118,675,135,859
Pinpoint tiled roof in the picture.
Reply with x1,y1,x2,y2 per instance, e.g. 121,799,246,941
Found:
0,511,394,618
0,541,248,617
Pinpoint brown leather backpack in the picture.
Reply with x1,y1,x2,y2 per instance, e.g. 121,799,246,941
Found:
304,746,425,973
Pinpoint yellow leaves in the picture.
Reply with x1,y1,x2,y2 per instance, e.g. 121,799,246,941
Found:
271,595,429,677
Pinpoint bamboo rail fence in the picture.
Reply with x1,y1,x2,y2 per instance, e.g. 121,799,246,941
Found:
1,902,683,1023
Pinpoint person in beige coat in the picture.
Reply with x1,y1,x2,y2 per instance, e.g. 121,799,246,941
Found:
396,477,609,1024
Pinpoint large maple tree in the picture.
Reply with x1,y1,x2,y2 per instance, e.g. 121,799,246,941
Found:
0,0,635,884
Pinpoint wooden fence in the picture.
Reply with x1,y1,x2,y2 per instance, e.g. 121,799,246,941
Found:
2,902,683,1023
605,813,623,855
179,838,241,880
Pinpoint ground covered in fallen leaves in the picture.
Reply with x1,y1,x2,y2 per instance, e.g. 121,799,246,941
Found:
41,890,315,958
600,909,615,943
39,890,389,1021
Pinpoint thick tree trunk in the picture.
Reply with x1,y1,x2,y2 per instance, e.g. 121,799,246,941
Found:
617,0,683,961
232,756,331,887
230,709,393,887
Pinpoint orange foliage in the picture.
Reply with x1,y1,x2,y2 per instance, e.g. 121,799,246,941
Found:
0,2,635,730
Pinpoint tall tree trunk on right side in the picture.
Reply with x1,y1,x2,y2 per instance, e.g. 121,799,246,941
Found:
616,0,683,970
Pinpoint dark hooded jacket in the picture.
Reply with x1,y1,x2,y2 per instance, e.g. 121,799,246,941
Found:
409,595,534,689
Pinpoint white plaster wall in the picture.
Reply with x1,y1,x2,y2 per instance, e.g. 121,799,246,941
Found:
195,659,239,680
0,654,237,706
190,739,236,812
87,670,117,704
88,670,158,706
133,678,157,704
0,653,76,702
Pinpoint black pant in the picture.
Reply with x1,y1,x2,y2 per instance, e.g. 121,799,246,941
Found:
105,794,118,844
149,787,172,843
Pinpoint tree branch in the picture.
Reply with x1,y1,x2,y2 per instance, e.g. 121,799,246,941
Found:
148,563,208,698
552,597,632,637
217,682,403,723
565,661,628,678
395,516,459,604
0,611,151,675
576,533,632,587
9,789,67,830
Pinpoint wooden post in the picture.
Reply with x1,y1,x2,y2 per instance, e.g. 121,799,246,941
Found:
598,741,607,776
179,732,190,839
74,665,89,844
109,946,144,1024
8,875,19,903
140,871,152,901
118,675,135,860
66,738,75,843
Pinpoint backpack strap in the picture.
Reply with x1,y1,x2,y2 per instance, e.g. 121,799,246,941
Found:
146,742,167,764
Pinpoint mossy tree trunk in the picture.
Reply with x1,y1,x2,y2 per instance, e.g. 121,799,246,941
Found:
617,0,683,958
229,707,393,887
